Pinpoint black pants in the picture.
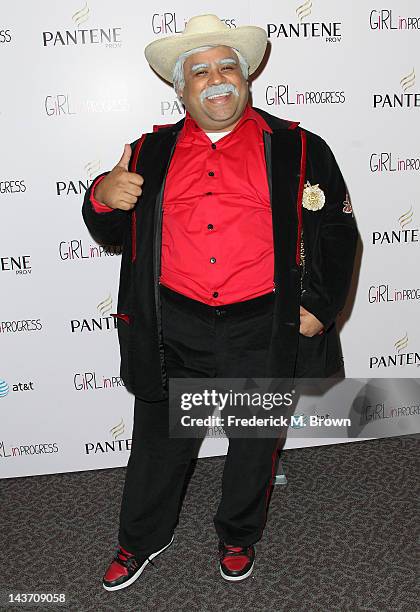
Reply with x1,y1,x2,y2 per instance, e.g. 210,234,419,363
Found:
118,285,287,557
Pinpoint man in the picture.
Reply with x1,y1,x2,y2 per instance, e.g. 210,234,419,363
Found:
82,14,358,590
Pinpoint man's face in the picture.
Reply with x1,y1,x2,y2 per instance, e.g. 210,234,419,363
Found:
179,45,249,132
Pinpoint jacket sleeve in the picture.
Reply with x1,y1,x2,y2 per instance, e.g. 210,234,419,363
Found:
300,135,358,330
81,141,137,247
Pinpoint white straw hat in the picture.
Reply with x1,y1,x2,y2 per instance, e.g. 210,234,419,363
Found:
144,14,268,83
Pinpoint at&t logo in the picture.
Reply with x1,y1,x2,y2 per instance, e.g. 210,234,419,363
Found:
0,380,9,397
0,379,35,396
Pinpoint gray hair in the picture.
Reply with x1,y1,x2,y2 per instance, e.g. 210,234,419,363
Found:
172,45,249,96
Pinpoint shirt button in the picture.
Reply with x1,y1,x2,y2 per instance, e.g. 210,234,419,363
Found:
213,291,219,297
207,224,214,230
211,144,217,150
210,257,216,264
208,171,215,177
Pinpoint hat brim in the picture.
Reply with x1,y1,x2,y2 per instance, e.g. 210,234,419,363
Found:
144,26,267,84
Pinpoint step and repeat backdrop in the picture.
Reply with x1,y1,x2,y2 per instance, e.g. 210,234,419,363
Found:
1,1,419,478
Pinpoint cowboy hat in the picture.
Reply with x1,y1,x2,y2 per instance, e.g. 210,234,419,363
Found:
144,14,268,84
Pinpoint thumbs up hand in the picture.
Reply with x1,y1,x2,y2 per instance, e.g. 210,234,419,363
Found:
94,144,144,211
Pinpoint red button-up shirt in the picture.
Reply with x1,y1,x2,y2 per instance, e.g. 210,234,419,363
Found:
90,105,275,306
160,105,274,305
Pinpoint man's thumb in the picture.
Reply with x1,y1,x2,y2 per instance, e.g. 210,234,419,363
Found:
116,144,131,170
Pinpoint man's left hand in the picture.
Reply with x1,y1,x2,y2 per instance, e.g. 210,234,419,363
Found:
299,306,324,337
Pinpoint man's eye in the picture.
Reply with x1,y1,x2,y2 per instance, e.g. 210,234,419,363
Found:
195,70,207,76
221,66,234,70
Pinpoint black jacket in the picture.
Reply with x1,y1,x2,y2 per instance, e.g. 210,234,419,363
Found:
82,108,358,401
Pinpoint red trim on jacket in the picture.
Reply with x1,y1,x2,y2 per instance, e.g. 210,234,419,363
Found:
131,212,137,263
153,124,174,132
129,135,146,263
111,313,130,324
296,129,307,266
130,135,146,173
89,175,112,213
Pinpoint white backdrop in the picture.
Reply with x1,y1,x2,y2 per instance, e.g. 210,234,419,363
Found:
1,1,419,478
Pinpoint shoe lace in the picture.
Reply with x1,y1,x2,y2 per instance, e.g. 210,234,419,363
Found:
221,544,249,558
114,547,157,570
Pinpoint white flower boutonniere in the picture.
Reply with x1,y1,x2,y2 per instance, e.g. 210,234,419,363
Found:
302,181,325,211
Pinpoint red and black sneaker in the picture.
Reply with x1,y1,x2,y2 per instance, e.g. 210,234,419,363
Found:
102,535,174,591
218,541,255,582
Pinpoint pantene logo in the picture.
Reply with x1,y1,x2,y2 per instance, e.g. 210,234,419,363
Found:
369,333,420,368
297,0,312,21
110,418,125,439
56,160,100,196
42,3,122,48
70,293,117,333
160,100,184,116
85,160,101,179
1,255,31,275
373,68,419,108
97,294,113,316
267,0,342,42
372,206,419,245
395,333,409,352
84,418,132,454
73,3,90,27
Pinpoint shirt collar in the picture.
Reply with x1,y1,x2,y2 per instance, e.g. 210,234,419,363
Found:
179,103,273,142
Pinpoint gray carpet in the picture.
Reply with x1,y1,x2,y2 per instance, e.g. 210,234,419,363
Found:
2,436,418,612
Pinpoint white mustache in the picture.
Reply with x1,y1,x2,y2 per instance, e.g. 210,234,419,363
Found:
200,83,239,103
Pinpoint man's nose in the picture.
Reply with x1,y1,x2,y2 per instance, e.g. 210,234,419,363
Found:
207,67,225,86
